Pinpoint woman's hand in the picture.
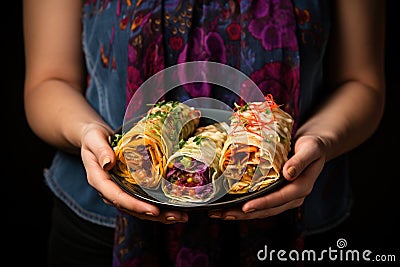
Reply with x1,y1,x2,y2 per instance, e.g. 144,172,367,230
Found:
80,123,188,224
208,135,327,220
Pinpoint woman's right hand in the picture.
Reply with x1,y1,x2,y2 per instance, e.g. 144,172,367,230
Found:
80,122,188,224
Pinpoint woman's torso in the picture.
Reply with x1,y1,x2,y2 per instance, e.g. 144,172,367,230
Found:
44,0,351,234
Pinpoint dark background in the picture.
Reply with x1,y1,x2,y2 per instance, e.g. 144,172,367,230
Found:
6,1,399,266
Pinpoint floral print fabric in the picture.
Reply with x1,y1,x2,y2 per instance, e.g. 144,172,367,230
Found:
108,0,304,266
125,0,301,125
81,0,332,265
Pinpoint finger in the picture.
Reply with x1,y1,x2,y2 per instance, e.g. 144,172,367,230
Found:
208,207,242,220
95,173,188,223
98,192,114,206
101,178,161,216
81,128,116,171
87,162,160,216
243,158,324,214
99,139,117,171
283,136,325,181
209,197,304,220
92,140,116,171
241,179,310,212
208,183,304,218
241,197,304,219
121,208,189,224
160,210,189,223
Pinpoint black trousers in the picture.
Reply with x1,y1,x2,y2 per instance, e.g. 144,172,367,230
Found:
47,197,114,267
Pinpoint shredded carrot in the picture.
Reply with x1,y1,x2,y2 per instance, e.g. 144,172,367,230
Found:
229,94,283,139
264,94,281,110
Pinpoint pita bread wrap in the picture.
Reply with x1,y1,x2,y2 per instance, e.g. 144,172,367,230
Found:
162,122,228,203
219,94,294,194
112,100,201,189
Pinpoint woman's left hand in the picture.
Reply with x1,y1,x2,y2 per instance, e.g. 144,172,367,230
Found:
208,135,326,220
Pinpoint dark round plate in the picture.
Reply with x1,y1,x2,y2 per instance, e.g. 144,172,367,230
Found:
110,172,286,211
110,107,286,211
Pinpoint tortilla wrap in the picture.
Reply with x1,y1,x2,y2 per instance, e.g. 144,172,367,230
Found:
162,122,228,202
219,95,294,194
112,101,201,189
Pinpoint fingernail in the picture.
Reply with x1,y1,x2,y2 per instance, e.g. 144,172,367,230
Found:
102,157,111,169
166,216,177,221
224,215,236,220
209,212,222,218
145,212,155,216
287,166,296,178
244,208,256,213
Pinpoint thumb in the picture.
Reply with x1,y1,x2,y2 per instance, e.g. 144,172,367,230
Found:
282,136,324,181
82,127,116,171
99,137,116,171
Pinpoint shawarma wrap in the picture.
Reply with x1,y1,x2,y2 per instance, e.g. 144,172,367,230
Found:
219,94,294,194
112,100,201,189
162,122,228,203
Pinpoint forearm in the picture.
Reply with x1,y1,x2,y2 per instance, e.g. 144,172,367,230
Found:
295,80,385,162
24,80,110,154
22,0,108,154
296,0,386,162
